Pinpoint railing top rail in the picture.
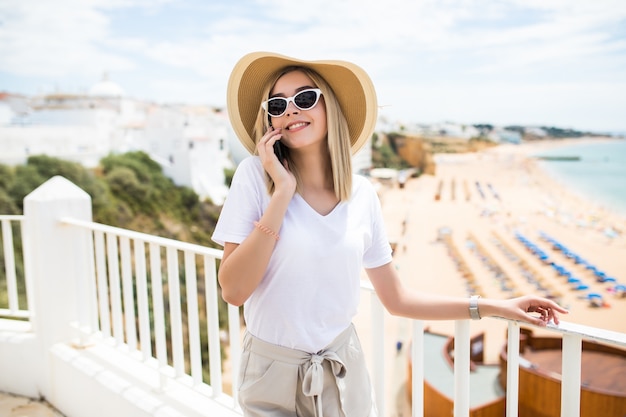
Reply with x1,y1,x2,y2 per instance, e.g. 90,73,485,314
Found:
60,217,223,259
360,280,625,347
497,316,626,347
545,320,626,347
0,215,25,221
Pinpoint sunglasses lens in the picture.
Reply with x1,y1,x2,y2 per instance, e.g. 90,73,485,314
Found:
267,99,287,116
294,90,319,109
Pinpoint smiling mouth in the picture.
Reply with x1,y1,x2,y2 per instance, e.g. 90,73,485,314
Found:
286,122,308,131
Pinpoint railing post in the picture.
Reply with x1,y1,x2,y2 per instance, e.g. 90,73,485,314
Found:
1,218,19,313
371,290,385,415
506,321,520,417
23,176,93,403
454,320,471,417
561,334,582,417
205,255,223,397
411,320,425,417
228,304,242,408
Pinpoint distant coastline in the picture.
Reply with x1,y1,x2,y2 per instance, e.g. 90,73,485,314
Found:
534,155,581,161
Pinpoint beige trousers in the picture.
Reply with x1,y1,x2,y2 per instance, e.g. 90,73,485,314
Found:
238,324,377,417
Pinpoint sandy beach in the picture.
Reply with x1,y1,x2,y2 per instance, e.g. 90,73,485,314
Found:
353,139,626,415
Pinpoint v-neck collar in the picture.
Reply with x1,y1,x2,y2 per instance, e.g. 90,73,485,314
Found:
294,193,342,218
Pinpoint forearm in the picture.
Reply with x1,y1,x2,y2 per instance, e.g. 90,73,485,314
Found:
218,189,291,306
392,289,504,321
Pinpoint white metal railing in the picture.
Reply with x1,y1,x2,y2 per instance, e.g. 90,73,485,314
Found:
0,214,30,319
356,281,626,417
1,212,626,417
59,217,243,406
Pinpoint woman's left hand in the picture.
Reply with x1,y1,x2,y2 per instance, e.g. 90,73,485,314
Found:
499,295,568,326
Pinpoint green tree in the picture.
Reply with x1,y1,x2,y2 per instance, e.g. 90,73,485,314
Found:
0,189,18,215
0,165,13,190
105,166,151,214
9,165,46,211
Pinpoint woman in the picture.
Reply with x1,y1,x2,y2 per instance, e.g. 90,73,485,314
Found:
212,52,567,417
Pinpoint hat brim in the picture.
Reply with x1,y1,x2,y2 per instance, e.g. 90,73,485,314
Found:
227,51,377,155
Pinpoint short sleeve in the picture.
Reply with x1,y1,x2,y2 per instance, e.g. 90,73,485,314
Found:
211,157,267,247
361,178,393,269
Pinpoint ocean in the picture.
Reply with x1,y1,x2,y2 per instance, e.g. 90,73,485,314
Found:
532,139,626,218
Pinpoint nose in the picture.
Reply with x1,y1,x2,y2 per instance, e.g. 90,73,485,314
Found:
285,100,299,116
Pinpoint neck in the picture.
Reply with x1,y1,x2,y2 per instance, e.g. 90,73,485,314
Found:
291,147,339,216
291,146,333,192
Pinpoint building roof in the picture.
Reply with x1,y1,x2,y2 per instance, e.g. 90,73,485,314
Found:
89,73,125,97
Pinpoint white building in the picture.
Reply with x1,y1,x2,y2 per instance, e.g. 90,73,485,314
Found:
0,76,236,204
144,105,233,204
488,127,523,144
0,76,146,167
381,120,481,140
524,126,548,137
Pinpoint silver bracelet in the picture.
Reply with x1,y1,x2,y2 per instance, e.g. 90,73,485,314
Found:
469,295,481,320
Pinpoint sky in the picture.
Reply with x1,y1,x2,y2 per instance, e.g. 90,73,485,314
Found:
1,0,625,134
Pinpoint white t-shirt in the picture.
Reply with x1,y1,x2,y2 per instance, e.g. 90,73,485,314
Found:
212,156,392,352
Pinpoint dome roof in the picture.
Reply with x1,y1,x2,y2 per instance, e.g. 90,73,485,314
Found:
89,73,126,97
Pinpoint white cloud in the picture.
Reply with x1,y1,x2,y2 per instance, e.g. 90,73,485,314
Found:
0,0,136,78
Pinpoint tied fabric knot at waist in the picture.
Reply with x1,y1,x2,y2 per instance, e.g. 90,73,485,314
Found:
301,351,346,417
244,326,357,417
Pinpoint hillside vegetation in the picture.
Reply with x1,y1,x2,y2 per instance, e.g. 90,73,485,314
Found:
0,152,223,248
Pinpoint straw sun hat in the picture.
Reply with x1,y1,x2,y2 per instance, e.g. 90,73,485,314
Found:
227,51,378,155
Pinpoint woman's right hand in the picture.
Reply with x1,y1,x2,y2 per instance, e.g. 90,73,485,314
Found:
219,127,296,306
257,127,296,196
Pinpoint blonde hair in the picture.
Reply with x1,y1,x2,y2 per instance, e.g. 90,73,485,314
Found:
252,67,353,201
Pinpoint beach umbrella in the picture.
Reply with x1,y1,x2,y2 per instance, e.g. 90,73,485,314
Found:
575,284,589,291
564,251,577,259
587,293,604,307
577,259,588,267
556,266,569,276
594,271,608,282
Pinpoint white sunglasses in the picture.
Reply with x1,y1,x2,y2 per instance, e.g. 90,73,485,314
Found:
261,88,323,117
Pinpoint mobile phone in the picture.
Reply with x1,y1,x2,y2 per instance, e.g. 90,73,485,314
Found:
267,118,287,163
273,140,286,164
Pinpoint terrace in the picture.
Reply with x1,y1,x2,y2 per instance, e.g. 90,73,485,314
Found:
1,176,625,417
